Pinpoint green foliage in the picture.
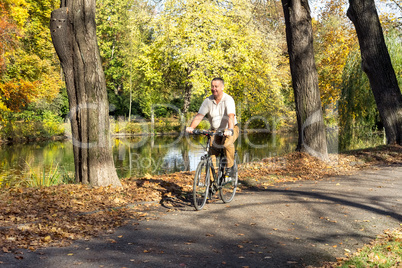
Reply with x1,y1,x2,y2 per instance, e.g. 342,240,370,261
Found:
112,118,182,134
96,0,153,118
313,0,357,109
0,0,64,140
0,0,62,102
339,29,402,150
196,119,211,130
188,95,204,113
123,122,144,134
0,110,64,140
3,162,75,188
1,0,400,144
96,0,131,115
0,161,75,188
42,111,64,136
27,88,69,118
386,29,402,88
153,119,182,133
339,47,380,150
339,47,376,149
25,161,61,187
123,0,290,123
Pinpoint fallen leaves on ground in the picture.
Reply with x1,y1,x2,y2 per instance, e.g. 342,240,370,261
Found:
0,145,401,252
238,144,402,187
0,173,194,252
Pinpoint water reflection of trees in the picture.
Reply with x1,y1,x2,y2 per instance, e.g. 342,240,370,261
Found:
114,135,190,178
0,141,74,187
0,133,299,184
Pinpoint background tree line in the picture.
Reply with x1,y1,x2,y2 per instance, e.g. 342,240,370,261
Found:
95,0,401,139
1,0,400,145
1,0,401,185
0,0,66,140
100,0,402,153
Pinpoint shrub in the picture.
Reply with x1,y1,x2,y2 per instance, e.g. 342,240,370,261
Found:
124,122,145,134
196,119,211,130
0,111,64,141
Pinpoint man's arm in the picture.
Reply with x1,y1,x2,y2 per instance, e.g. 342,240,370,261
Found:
186,113,204,133
224,95,236,136
224,113,235,136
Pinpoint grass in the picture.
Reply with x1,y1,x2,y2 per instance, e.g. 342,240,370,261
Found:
328,228,402,268
26,162,61,187
0,163,75,188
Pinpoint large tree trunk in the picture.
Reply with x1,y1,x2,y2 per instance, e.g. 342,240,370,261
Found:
347,0,402,145
182,67,192,115
281,0,329,161
50,1,121,187
183,82,192,115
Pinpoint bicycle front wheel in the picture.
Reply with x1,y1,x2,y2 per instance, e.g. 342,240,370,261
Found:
193,159,210,210
219,159,238,203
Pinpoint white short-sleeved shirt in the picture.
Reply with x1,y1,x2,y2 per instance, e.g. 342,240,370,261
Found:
198,93,237,130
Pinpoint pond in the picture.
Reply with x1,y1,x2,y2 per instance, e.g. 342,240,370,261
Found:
0,133,297,184
113,132,299,177
0,130,343,186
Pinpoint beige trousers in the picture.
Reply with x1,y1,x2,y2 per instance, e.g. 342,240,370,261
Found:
209,125,239,170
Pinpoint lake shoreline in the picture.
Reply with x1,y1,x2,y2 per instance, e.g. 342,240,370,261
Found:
0,135,67,145
1,128,281,145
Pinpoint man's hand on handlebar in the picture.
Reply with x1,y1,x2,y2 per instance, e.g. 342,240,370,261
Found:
187,128,232,136
224,128,234,137
186,127,194,134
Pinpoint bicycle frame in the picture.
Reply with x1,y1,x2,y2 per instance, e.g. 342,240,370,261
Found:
191,129,238,210
196,130,225,186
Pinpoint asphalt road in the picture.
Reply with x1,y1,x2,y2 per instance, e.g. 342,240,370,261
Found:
1,165,401,268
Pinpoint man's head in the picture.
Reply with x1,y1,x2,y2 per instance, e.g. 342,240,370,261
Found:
211,77,224,99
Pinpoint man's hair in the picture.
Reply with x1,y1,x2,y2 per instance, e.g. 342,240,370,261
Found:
211,77,224,85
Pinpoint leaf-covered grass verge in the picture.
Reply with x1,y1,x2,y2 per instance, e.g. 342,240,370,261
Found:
322,228,402,268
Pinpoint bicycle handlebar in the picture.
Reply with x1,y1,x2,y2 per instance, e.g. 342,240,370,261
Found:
192,129,224,137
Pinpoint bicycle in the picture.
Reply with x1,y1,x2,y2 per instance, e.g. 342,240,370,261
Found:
191,129,238,211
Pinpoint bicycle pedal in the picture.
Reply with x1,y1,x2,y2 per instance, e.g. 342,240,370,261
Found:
223,176,232,183
211,184,217,192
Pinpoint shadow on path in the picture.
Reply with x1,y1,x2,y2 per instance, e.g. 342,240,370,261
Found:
0,166,401,268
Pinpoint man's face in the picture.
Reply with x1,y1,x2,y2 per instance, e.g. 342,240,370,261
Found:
211,80,224,99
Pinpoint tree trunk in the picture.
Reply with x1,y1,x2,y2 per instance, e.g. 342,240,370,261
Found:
50,2,121,187
347,0,402,145
129,64,133,122
281,0,329,161
183,67,192,115
183,82,192,115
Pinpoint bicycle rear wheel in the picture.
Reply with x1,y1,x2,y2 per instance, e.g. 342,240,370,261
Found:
219,158,238,203
193,159,210,210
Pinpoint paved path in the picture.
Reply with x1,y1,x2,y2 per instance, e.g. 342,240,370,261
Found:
1,166,401,268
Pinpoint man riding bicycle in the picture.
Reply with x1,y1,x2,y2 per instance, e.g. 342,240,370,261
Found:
186,77,239,178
